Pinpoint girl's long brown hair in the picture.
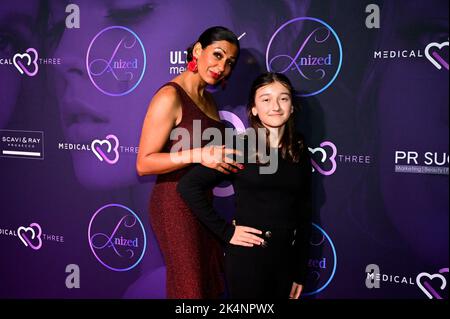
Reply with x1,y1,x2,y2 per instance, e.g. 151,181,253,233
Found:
247,72,304,163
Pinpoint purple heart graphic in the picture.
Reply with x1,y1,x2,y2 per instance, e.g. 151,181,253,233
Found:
13,48,39,76
308,141,337,176
432,51,449,70
91,134,120,164
416,269,448,299
17,223,43,250
425,41,449,70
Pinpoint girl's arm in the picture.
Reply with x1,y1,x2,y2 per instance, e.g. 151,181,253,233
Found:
177,165,264,246
177,165,235,241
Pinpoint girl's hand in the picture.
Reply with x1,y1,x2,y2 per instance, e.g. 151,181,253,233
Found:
229,225,264,247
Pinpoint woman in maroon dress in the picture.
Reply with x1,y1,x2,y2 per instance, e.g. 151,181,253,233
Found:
136,26,242,298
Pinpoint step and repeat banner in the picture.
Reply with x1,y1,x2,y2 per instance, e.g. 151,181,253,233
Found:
0,0,448,299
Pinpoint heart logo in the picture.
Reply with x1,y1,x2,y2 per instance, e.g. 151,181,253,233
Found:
91,134,120,164
13,48,39,76
308,141,337,176
416,268,449,299
17,223,43,250
425,41,449,71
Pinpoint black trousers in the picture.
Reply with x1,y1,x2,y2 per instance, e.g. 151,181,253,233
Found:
224,228,296,299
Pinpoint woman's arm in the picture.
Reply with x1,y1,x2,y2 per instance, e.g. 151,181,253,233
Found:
136,85,191,175
136,86,241,176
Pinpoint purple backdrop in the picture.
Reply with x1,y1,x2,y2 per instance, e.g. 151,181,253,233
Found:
0,0,448,299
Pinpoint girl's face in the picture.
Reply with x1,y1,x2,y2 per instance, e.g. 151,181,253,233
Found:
48,0,234,189
195,40,238,86
251,81,293,129
0,2,38,128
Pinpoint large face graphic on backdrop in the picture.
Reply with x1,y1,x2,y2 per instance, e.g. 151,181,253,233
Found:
0,2,38,128
49,0,235,190
1,0,447,299
372,0,449,266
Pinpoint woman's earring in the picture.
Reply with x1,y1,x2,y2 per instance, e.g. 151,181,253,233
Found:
187,57,198,72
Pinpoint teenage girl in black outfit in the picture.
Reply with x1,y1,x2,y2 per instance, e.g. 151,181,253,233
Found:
177,72,312,299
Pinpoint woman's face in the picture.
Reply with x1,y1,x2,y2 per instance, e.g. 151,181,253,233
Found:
0,2,38,128
195,40,238,85
377,0,448,265
251,81,293,129
49,0,234,189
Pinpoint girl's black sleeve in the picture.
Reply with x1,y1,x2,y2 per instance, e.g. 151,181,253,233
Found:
177,165,235,243
292,147,313,285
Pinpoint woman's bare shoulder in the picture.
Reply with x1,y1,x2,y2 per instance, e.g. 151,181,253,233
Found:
150,84,181,109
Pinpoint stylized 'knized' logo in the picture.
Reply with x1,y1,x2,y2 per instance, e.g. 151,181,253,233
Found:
266,17,343,97
303,223,337,296
88,204,146,271
212,110,246,198
86,26,146,96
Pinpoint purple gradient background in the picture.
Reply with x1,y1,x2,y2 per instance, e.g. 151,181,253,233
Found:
0,0,448,299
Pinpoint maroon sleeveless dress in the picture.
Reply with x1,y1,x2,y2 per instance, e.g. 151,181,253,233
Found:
149,82,226,299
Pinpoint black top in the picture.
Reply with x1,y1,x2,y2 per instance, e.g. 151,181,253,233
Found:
177,134,313,284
